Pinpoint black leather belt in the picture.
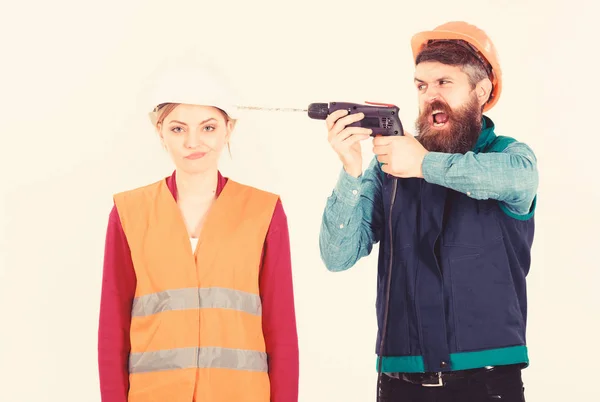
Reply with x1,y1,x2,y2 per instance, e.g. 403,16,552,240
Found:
385,364,521,387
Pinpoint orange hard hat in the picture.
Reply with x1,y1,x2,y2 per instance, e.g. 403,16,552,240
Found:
411,21,502,112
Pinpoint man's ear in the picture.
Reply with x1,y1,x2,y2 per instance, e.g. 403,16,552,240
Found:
476,77,493,108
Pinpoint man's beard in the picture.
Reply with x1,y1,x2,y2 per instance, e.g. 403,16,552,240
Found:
415,94,482,154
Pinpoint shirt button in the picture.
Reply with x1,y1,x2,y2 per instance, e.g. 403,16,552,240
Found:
339,224,344,229
352,190,358,195
440,361,448,368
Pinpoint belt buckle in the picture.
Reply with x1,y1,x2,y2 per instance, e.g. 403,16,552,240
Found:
421,372,444,387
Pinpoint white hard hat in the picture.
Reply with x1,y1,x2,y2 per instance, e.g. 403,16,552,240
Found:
146,65,239,126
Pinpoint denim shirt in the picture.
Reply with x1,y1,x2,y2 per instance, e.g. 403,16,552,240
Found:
319,116,539,272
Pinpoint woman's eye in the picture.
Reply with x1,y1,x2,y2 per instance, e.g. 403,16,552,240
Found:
171,126,183,133
204,125,216,132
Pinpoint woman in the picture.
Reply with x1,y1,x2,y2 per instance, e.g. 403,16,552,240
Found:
98,67,299,402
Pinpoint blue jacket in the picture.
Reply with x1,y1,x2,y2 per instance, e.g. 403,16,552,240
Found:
319,116,538,373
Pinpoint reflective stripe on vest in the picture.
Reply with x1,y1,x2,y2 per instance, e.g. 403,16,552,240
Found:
131,287,262,317
129,346,268,373
114,177,278,402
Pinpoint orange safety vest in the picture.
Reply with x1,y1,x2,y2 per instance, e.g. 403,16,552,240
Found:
113,177,279,402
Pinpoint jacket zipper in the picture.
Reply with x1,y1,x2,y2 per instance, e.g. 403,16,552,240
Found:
377,177,398,401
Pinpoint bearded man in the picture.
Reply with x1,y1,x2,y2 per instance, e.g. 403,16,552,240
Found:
319,21,538,402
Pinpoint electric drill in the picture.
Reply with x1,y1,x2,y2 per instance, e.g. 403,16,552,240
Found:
307,101,404,136
237,101,404,137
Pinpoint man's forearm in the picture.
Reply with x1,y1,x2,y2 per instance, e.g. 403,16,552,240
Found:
421,142,538,215
319,157,384,271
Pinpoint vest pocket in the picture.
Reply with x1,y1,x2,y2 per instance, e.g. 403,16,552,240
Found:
448,253,525,352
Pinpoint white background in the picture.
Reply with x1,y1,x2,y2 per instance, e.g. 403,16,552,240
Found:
1,0,599,401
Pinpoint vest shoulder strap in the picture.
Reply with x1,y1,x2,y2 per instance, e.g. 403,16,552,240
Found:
215,180,279,228
226,180,279,202
113,179,163,236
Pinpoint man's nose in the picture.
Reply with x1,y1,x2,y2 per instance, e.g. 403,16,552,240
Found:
425,86,440,102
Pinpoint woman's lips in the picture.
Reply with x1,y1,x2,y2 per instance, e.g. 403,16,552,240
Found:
185,152,207,160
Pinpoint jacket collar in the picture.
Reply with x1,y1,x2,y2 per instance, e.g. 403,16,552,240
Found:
472,115,497,154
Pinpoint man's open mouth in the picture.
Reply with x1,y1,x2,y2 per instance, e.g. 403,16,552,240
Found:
432,110,449,127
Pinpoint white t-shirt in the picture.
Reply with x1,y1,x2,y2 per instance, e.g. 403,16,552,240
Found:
190,237,198,251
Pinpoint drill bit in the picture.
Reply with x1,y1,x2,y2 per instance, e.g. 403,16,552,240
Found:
236,105,308,113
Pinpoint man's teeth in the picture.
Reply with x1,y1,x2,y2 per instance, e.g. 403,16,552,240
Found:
432,110,445,126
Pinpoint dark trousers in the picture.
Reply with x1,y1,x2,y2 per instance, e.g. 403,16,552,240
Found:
378,365,525,402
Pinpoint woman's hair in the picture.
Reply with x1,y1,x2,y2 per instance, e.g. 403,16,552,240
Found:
154,103,233,126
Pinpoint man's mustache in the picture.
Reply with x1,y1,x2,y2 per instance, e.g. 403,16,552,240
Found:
423,100,451,115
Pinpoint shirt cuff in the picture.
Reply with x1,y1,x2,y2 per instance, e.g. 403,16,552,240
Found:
333,168,363,206
422,152,450,187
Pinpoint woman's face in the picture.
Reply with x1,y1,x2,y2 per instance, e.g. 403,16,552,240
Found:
157,104,234,175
